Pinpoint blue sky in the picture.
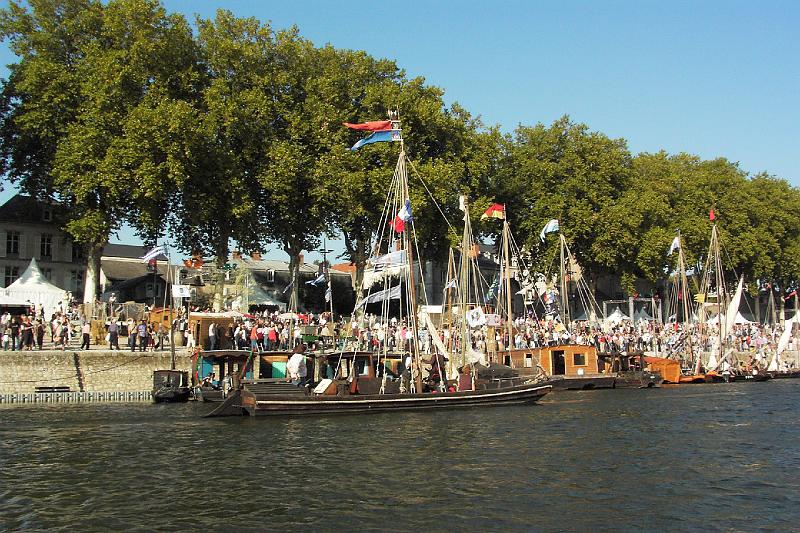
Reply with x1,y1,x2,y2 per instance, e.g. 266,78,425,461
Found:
1,0,798,259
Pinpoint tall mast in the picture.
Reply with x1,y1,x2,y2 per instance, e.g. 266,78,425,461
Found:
398,149,423,393
444,247,456,354
458,202,472,368
559,233,571,326
677,231,694,362
502,217,514,350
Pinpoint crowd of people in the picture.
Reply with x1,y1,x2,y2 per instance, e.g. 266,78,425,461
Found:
2,299,797,365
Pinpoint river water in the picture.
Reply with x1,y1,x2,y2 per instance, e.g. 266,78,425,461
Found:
2,381,799,532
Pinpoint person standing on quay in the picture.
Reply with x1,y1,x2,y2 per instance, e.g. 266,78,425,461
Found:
35,319,45,350
108,318,120,350
80,320,91,350
137,319,148,352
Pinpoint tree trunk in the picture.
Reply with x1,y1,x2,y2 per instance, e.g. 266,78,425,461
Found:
286,243,302,312
212,237,229,312
82,240,106,306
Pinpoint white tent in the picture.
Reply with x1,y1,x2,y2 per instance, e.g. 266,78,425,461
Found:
605,307,631,324
0,258,69,314
705,312,752,325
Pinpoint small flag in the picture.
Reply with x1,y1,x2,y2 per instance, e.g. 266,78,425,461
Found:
147,258,158,273
709,209,716,221
667,236,681,256
458,195,466,213
481,203,505,220
371,250,407,271
282,279,294,294
356,285,402,308
140,245,165,263
443,278,458,291
325,283,331,303
183,257,204,269
343,120,393,131
539,219,560,242
351,129,402,150
694,293,706,304
389,200,413,233
172,284,191,298
306,274,326,287
485,276,499,303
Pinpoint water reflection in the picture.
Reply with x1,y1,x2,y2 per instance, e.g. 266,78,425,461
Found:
1,382,800,531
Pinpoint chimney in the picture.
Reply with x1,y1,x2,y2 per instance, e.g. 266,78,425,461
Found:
251,251,261,261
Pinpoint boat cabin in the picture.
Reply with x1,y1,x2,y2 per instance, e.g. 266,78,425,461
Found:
507,344,601,378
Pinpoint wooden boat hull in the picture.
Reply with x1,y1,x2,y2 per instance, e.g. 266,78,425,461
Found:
769,371,800,379
613,371,664,388
546,375,616,390
205,382,552,417
152,387,191,403
197,387,224,403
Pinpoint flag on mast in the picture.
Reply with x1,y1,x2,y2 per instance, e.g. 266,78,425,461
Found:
539,219,560,241
343,120,394,131
481,203,505,220
389,200,413,233
140,245,165,263
667,236,681,256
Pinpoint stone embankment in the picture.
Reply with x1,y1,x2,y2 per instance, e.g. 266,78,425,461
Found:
0,349,193,403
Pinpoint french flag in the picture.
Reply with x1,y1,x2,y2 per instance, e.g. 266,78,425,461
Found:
389,200,413,233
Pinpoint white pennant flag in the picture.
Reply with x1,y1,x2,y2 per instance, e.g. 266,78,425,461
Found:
667,236,681,256
539,219,560,242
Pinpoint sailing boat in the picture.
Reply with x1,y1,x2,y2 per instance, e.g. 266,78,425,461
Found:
472,211,621,390
206,116,550,417
690,216,768,383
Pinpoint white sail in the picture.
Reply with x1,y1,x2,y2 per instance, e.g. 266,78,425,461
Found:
724,276,745,338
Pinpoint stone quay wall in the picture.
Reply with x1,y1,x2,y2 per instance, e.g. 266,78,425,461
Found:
0,350,193,395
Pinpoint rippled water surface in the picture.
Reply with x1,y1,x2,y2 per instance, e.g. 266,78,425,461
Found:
2,381,800,532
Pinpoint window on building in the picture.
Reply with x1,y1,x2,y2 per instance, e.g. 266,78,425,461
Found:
266,269,275,283
41,268,52,281
6,231,19,255
40,233,53,258
42,208,52,222
573,353,587,366
69,270,84,294
4,266,19,287
71,244,84,262
524,354,533,368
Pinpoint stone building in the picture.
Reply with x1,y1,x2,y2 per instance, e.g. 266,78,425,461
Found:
0,194,168,303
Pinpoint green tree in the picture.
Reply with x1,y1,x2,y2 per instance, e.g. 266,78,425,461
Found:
0,0,196,302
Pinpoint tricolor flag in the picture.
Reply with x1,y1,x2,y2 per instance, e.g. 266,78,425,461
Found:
667,236,681,256
389,200,413,233
539,219,560,242
140,245,165,263
481,203,505,220
351,129,402,150
325,283,332,303
709,209,716,221
343,120,393,131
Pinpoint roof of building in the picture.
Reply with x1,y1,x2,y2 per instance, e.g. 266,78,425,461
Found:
0,194,67,224
109,273,167,290
101,243,167,261
102,258,169,281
